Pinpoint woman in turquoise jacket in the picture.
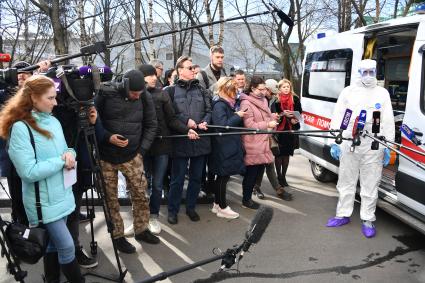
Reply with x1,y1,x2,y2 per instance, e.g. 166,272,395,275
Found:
0,75,84,283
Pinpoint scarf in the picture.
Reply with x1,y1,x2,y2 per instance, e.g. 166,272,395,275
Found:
222,96,236,109
277,93,294,131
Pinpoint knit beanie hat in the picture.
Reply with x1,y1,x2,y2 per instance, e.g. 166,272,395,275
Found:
137,64,157,77
123,69,145,91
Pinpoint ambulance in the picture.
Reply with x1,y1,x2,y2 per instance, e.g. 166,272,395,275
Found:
299,11,425,232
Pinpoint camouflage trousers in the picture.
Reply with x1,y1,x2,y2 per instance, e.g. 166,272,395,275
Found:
100,154,149,239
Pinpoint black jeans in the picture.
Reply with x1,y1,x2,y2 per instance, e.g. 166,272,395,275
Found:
214,176,230,209
242,165,263,202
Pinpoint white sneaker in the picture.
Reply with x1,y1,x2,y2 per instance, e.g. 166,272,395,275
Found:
211,203,219,214
124,224,134,238
198,191,207,198
217,206,239,219
148,217,162,235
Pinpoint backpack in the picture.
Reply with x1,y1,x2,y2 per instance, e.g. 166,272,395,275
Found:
6,126,29,226
200,70,210,90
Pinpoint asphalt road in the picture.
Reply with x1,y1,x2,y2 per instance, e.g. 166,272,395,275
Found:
1,153,425,283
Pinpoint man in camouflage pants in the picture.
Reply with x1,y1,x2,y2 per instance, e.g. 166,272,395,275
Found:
96,69,159,254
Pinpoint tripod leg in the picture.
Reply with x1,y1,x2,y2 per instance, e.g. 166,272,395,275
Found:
79,126,127,282
0,217,28,282
87,186,97,255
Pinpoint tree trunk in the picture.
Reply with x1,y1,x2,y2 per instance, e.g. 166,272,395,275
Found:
24,0,31,57
135,0,142,65
103,0,111,66
393,0,399,18
30,0,69,59
217,0,224,46
77,0,90,64
204,0,214,47
148,0,155,60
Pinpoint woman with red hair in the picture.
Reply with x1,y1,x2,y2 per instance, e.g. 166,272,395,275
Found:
0,75,84,282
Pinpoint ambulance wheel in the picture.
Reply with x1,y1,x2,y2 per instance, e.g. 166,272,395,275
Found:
310,161,337,183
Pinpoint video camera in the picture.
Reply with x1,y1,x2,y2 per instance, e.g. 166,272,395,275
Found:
43,64,113,129
44,64,113,103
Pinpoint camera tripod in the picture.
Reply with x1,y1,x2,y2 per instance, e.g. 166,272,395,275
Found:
73,102,128,282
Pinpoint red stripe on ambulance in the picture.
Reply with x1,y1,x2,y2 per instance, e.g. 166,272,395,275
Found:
302,111,332,130
400,137,425,164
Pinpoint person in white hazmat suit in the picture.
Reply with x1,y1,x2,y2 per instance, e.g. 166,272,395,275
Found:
326,59,395,238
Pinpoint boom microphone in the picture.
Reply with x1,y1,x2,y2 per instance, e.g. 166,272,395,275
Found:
268,2,294,27
0,53,11,62
239,205,273,261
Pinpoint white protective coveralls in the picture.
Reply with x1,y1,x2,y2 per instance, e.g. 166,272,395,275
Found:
330,60,395,221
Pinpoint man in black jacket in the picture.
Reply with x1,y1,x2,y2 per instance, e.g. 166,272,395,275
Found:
165,56,212,225
95,69,159,254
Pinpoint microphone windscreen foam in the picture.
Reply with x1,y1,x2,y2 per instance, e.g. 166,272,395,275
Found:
246,205,273,244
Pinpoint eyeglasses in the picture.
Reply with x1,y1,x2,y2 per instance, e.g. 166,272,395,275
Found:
156,67,163,71
256,87,267,92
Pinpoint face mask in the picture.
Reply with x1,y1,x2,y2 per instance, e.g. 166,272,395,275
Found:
361,75,377,88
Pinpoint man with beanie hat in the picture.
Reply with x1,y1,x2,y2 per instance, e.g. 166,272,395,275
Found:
95,69,159,254
122,64,198,236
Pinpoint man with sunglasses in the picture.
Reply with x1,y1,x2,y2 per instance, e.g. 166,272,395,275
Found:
165,56,211,225
327,59,395,238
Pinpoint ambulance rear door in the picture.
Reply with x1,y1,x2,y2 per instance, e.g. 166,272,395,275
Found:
396,21,425,217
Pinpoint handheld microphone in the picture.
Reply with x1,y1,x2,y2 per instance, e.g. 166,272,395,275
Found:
78,65,112,76
238,205,273,261
0,53,11,62
401,124,422,146
351,110,366,150
371,111,381,150
336,109,352,144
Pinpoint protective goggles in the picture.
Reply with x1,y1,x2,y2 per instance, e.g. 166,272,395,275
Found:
359,68,376,77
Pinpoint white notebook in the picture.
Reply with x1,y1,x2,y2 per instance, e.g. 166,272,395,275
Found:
63,162,77,189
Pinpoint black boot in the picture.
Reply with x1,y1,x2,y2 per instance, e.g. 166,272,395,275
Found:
61,258,85,283
43,252,60,283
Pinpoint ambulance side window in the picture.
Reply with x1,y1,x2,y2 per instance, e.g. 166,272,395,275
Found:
303,49,353,102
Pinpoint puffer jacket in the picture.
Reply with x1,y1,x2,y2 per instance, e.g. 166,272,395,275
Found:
240,94,274,165
95,83,158,164
147,86,189,156
8,112,76,226
165,79,211,158
209,98,245,176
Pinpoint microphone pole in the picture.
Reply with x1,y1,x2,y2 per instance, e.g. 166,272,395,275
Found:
21,8,292,72
137,205,273,283
379,137,425,158
363,131,425,171
137,248,242,283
